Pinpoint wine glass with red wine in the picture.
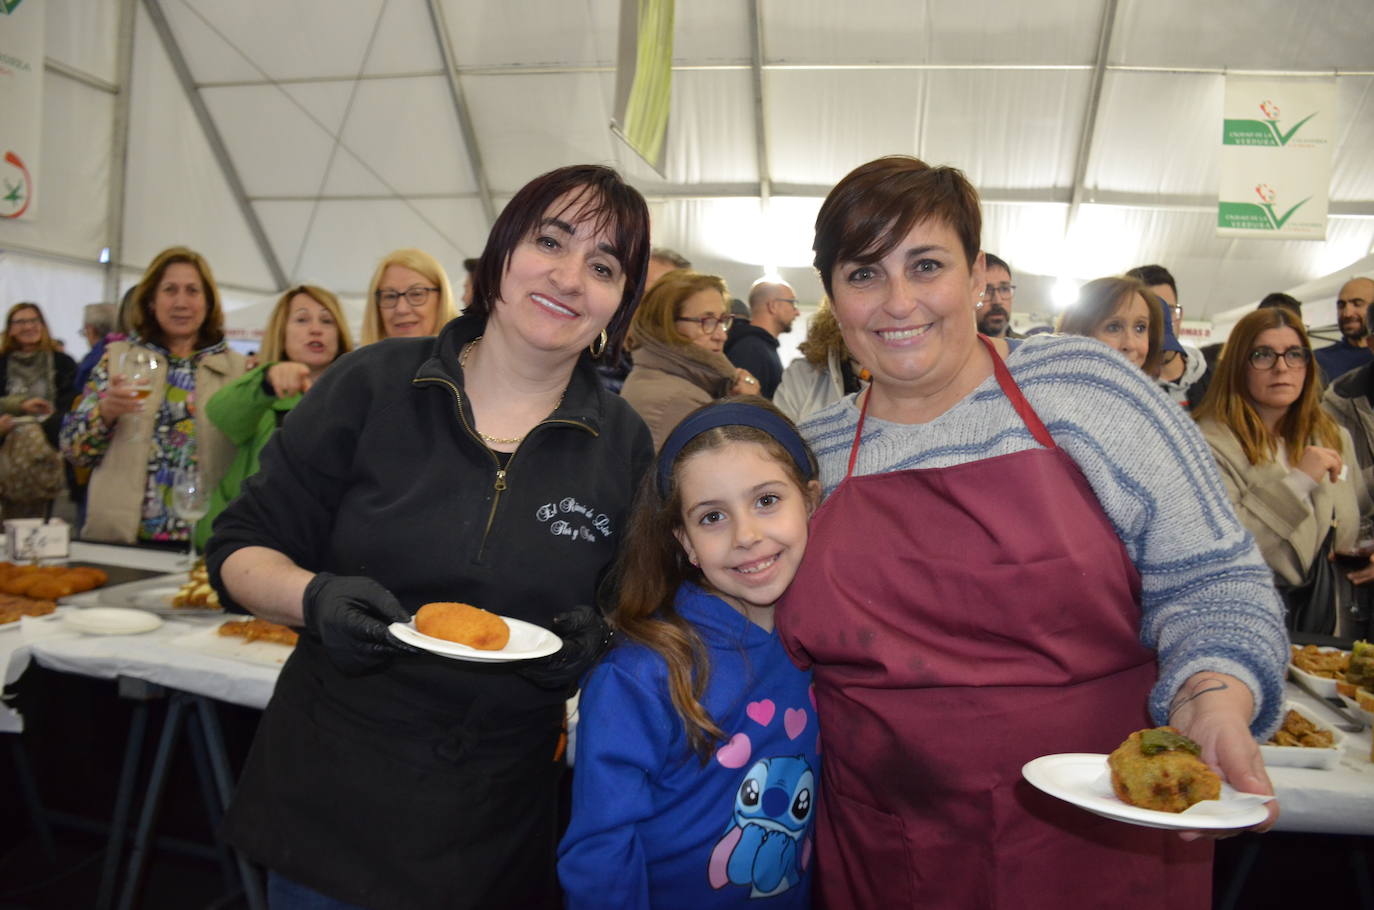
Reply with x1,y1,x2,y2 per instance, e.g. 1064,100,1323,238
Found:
1333,519,1374,575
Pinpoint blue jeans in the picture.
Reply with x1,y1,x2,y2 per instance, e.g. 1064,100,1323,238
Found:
267,871,371,910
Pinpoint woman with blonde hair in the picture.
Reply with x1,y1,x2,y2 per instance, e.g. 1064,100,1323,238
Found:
774,297,866,423
61,246,247,543
1057,276,1166,377
0,302,77,517
1195,306,1366,635
194,285,354,548
359,248,458,344
620,269,758,448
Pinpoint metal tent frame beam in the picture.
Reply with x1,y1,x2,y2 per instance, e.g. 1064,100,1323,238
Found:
143,0,287,289
426,0,495,227
748,0,772,207
103,0,137,302
1065,0,1119,236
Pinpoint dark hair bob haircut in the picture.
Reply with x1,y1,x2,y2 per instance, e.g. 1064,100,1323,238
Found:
468,164,651,359
813,156,982,300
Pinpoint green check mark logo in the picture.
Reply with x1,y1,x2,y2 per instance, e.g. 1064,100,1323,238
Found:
1265,113,1319,146
1259,197,1311,229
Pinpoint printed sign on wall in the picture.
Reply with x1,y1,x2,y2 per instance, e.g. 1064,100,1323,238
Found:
0,0,42,220
1218,76,1335,240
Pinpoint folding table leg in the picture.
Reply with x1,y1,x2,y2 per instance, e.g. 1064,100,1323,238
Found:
115,693,188,910
96,699,149,910
186,709,237,889
7,733,56,862
195,695,266,910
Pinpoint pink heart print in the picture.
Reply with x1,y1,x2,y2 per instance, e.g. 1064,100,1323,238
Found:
715,732,753,768
746,699,775,727
784,708,808,740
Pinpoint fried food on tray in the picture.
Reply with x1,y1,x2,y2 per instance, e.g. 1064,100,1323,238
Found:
218,618,298,647
0,592,57,625
415,602,510,650
1290,644,1350,681
172,559,220,609
0,562,107,599
1107,727,1221,813
1266,708,1334,749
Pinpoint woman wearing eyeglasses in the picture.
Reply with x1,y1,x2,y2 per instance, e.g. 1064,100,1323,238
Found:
620,269,759,449
1194,307,1366,636
359,248,459,343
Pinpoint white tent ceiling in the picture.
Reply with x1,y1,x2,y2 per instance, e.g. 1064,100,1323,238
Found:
3,0,1373,353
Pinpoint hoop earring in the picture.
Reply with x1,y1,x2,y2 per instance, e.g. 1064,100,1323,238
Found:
588,329,608,358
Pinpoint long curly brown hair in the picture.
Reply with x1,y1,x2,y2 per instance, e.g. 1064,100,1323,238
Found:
610,397,818,762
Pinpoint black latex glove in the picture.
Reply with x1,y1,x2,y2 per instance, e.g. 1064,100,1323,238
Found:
516,605,615,691
302,572,416,675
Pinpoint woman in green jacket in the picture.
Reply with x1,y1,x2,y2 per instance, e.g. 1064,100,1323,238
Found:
195,285,353,548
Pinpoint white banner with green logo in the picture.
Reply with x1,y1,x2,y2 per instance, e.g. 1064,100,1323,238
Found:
1218,76,1334,240
0,0,41,221
611,0,673,175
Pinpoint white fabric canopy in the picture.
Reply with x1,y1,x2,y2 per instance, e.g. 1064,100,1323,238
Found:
3,0,1373,360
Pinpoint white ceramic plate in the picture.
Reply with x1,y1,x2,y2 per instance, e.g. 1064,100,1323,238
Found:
63,607,163,636
1021,753,1272,831
1259,702,1346,769
1288,647,1348,698
388,615,561,663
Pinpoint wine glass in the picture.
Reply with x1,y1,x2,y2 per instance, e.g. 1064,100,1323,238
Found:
171,462,210,568
117,349,159,421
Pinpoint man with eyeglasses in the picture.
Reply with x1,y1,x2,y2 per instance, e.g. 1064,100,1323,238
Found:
1314,276,1374,384
1127,264,1209,410
975,253,1021,339
724,278,799,398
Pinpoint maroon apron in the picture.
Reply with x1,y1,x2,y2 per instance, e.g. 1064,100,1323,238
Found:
777,337,1211,909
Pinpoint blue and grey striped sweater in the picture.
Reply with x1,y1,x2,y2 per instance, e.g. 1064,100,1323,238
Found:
799,333,1289,737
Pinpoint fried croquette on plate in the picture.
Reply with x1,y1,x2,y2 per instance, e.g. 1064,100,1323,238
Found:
415,602,510,651
1107,726,1221,813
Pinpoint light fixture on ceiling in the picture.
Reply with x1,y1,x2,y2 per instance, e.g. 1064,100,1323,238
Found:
1051,277,1081,311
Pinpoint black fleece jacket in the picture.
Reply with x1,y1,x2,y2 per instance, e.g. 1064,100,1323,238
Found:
206,313,653,726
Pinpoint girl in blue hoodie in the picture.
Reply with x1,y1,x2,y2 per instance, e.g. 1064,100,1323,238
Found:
559,399,822,909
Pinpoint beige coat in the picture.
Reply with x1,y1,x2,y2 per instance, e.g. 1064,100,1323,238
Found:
1198,417,1364,585
620,338,735,450
82,340,247,543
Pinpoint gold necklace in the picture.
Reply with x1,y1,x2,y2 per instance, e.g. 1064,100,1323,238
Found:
459,335,565,446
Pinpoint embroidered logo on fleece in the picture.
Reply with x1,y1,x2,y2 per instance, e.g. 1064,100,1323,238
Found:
534,496,614,543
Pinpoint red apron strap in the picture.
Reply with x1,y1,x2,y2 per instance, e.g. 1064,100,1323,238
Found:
846,386,871,479
845,335,1056,479
979,334,1056,450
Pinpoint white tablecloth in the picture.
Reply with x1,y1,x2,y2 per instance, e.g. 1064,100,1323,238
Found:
1,542,280,731
1268,684,1373,835
5,541,1372,835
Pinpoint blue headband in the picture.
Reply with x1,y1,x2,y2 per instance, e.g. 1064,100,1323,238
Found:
657,402,815,496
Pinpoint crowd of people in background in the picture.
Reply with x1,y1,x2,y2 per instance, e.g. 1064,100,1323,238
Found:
4,154,1373,909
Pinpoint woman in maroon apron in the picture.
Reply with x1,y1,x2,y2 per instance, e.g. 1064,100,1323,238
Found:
776,157,1289,909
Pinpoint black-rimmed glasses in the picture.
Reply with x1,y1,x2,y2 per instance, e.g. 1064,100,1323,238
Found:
676,314,735,334
984,283,1016,298
1248,346,1311,370
376,285,439,309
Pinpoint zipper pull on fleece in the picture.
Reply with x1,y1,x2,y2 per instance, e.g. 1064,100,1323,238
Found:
494,468,507,492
